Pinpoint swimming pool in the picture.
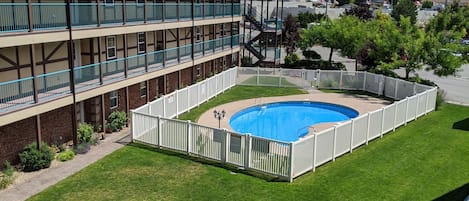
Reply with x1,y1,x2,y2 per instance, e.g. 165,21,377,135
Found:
229,101,358,142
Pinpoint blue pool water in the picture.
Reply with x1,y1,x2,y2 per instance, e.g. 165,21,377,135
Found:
229,101,358,142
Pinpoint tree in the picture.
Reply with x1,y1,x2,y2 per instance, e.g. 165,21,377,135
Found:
344,5,373,21
297,12,326,28
391,0,417,24
283,14,300,54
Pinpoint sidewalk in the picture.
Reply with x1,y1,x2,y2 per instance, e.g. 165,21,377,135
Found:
0,129,131,201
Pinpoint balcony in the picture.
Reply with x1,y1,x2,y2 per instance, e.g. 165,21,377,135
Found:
0,2,241,34
0,34,241,115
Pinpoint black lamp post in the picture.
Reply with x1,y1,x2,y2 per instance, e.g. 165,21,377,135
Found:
213,110,226,128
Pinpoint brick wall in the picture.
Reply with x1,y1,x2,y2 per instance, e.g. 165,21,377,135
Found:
104,88,127,120
128,82,147,110
41,105,74,146
0,117,37,164
180,67,193,87
166,71,179,93
149,77,158,101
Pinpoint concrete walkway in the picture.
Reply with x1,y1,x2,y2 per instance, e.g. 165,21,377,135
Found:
0,130,131,201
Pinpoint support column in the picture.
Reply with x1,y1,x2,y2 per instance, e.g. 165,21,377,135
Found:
125,87,130,126
123,0,127,25
98,37,104,84
29,44,39,103
101,94,106,132
27,0,33,32
124,34,128,78
35,115,42,149
66,0,78,146
177,28,180,63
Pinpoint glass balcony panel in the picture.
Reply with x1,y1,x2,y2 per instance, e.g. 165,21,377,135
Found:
165,47,179,64
194,3,203,19
215,4,223,17
224,4,232,16
146,3,163,22
232,34,239,47
0,3,29,33
102,58,125,82
100,3,124,25
204,3,214,19
204,40,214,55
0,77,34,112
179,44,192,61
32,3,67,30
36,69,71,101
74,63,100,91
127,54,146,76
165,3,178,21
71,3,98,27
233,3,240,16
194,42,203,57
179,3,191,20
147,50,164,71
214,37,223,50
125,3,145,23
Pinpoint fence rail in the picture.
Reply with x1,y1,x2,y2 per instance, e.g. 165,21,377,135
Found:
132,67,438,182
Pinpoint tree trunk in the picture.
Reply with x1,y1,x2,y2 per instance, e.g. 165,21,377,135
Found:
329,48,333,67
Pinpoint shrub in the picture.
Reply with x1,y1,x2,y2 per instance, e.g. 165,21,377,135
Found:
106,111,127,132
74,143,91,155
18,142,55,172
284,53,300,66
56,150,75,162
422,0,433,8
303,50,321,60
436,89,446,111
77,123,96,144
0,161,16,189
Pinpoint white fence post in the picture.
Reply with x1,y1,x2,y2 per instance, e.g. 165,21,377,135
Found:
157,115,162,147
131,111,135,142
224,129,229,164
244,134,252,170
415,95,419,120
312,134,317,172
176,91,179,118
279,68,282,87
332,126,337,161
163,96,167,117
339,71,343,90
393,103,398,132
289,142,294,182
350,119,354,153
317,70,321,88
362,72,367,91
424,91,429,115
366,113,371,145
405,97,409,125
187,120,191,155
380,108,385,138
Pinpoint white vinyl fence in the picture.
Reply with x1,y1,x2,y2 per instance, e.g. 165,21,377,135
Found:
132,67,438,182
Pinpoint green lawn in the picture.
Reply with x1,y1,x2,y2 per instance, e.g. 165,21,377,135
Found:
240,76,298,87
178,85,306,122
29,104,469,201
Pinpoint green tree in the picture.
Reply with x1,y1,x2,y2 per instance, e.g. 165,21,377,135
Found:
297,12,326,28
283,14,300,54
391,0,417,24
344,5,373,21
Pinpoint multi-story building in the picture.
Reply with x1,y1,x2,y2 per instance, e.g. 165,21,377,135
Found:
0,0,242,164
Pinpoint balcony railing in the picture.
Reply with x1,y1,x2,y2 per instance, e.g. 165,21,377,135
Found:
0,3,241,34
0,35,240,114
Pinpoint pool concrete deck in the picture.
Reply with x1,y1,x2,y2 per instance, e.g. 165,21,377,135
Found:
198,89,391,134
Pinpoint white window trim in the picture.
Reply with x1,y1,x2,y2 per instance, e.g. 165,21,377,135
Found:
137,32,146,54
106,36,117,60
110,91,118,109
223,57,227,67
196,65,201,77
219,24,225,37
140,82,147,97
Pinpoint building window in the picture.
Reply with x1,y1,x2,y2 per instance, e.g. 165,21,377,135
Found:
104,0,114,6
196,64,201,77
195,27,201,42
140,82,147,97
106,36,117,60
110,90,118,109
137,33,146,54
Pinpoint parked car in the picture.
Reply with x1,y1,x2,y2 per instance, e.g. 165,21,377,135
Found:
461,38,469,45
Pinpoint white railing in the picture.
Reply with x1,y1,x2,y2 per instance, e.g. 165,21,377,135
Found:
132,67,438,182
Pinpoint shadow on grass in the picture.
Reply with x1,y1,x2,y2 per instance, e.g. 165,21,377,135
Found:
453,118,469,131
127,142,287,183
433,182,469,201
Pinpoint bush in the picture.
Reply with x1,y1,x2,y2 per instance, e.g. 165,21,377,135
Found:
77,123,96,144
18,142,55,172
422,0,433,8
303,50,321,60
284,53,300,66
436,89,446,111
74,143,91,155
0,161,16,189
106,111,127,132
56,150,75,162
